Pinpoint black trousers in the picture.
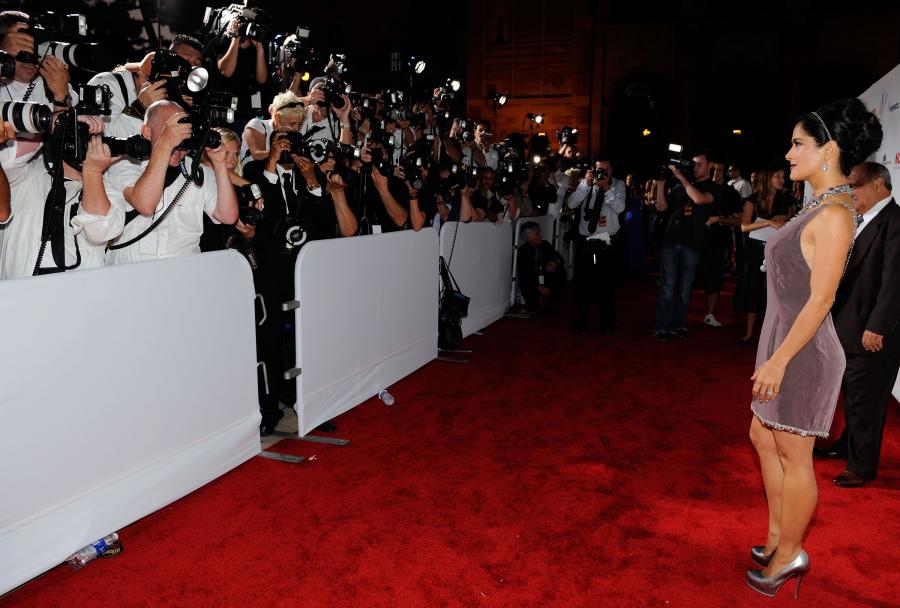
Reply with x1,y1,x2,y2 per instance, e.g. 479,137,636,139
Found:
833,351,900,479
521,266,566,312
572,238,616,332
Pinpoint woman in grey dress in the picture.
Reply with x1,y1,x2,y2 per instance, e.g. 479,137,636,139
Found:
746,98,882,598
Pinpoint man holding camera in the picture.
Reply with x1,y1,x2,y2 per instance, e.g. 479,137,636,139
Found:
88,35,208,139
652,151,721,341
105,100,238,265
0,116,126,279
567,157,627,335
461,121,498,170
0,11,80,181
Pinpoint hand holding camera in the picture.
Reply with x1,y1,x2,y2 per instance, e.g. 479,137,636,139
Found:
206,143,229,167
39,55,69,102
159,111,192,153
370,165,389,193
138,80,168,108
81,136,116,176
0,26,34,58
294,154,317,182
326,172,346,193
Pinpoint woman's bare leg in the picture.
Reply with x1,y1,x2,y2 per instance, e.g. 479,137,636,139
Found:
765,429,817,575
749,416,783,555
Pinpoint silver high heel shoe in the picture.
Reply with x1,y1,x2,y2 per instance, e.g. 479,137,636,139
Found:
751,545,775,567
746,549,810,599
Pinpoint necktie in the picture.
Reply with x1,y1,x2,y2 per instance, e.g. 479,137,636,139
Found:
282,172,300,218
586,186,601,234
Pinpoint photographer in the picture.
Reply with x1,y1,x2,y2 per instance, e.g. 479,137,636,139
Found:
566,158,627,335
348,140,410,234
517,221,565,314
216,17,268,126
239,90,306,169
105,100,238,265
470,167,504,222
299,77,353,145
0,116,126,279
0,122,13,222
460,121,498,169
651,150,721,341
89,35,209,138
0,11,80,178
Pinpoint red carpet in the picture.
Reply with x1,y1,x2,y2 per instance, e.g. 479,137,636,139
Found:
3,277,899,607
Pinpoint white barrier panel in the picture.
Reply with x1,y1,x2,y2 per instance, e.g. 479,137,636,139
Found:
511,215,557,306
859,63,900,184
0,251,260,595
440,222,514,337
294,230,438,436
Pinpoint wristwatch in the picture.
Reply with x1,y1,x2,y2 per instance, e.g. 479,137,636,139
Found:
51,94,71,108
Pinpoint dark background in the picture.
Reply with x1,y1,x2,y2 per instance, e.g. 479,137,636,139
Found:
8,0,900,178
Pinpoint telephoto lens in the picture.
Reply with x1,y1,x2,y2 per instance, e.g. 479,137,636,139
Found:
103,135,151,160
0,101,52,134
37,41,114,73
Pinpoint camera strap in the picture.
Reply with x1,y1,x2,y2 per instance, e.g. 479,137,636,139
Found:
112,72,133,106
107,177,193,251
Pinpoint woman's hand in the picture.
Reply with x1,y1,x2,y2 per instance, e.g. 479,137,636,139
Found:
751,358,786,402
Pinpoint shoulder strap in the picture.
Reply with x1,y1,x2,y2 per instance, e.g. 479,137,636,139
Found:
108,178,192,251
112,72,132,106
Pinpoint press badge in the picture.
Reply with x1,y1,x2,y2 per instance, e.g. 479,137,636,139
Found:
372,225,382,235
538,275,545,285
250,91,262,109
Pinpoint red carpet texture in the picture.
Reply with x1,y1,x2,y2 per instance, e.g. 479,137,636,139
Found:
2,277,899,607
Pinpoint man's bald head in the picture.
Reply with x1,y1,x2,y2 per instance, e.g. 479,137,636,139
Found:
141,100,187,167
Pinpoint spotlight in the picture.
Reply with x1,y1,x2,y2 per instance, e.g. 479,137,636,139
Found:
732,128,742,136
445,78,461,92
642,128,651,137
409,56,426,74
487,91,509,107
526,112,545,124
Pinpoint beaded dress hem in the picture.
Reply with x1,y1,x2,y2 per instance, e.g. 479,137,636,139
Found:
751,406,829,439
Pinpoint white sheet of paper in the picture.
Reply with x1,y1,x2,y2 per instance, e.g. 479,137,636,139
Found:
749,226,777,242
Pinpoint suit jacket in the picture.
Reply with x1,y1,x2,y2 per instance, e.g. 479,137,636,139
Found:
833,199,900,355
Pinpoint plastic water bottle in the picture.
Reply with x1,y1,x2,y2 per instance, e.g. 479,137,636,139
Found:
66,533,118,570
378,390,395,406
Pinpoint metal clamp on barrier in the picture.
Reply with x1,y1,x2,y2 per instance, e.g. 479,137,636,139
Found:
284,367,301,380
282,300,300,312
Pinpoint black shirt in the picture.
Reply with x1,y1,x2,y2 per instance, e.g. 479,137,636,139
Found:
663,179,723,250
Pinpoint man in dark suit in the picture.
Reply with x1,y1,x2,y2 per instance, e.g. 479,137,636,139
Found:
817,162,900,487
516,221,565,313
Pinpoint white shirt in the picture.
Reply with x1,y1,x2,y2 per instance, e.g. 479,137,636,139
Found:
855,195,894,240
567,177,627,239
728,177,753,200
549,170,571,216
0,159,124,279
301,113,334,143
462,145,498,170
240,117,273,170
87,70,143,138
105,157,219,265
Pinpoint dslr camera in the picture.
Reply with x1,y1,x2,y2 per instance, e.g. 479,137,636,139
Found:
203,2,273,44
149,50,210,103
317,77,350,109
235,183,263,225
16,12,112,72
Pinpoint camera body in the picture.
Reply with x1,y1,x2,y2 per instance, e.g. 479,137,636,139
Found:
14,12,111,72
178,111,222,151
73,83,113,116
317,77,349,109
235,183,263,225
150,50,210,102
457,119,476,144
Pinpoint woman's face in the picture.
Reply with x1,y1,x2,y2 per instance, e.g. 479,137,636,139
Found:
769,170,785,192
785,122,827,182
224,139,240,171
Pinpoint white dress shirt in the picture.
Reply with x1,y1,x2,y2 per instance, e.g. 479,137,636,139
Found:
855,195,894,240
566,177,627,240
105,157,219,265
462,145,499,170
262,162,322,199
0,160,124,279
87,70,143,138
